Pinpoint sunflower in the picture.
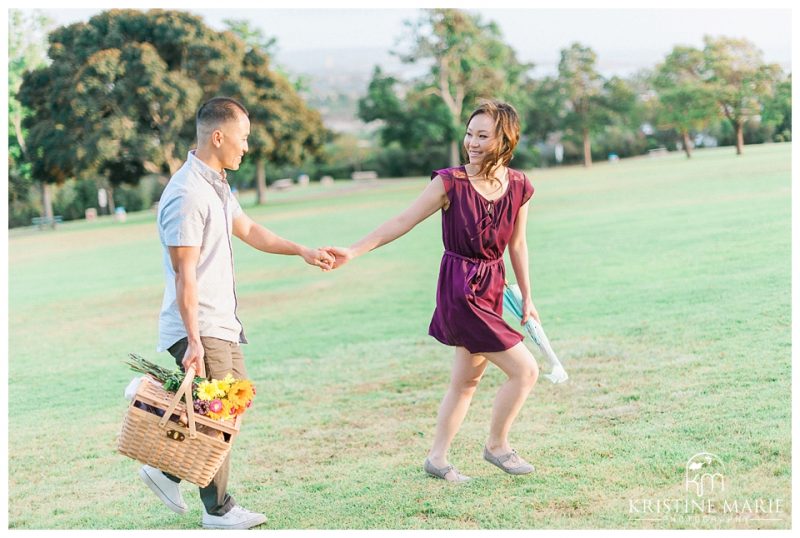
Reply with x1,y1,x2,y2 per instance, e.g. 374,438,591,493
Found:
227,380,255,408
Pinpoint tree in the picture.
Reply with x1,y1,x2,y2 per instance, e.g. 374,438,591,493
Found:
394,8,532,166
760,72,792,142
701,36,783,155
224,20,326,204
18,9,325,213
358,67,455,174
557,43,607,167
651,46,719,158
8,9,55,223
520,76,566,145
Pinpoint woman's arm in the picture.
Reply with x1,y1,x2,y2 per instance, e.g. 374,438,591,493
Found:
327,176,448,268
508,200,540,324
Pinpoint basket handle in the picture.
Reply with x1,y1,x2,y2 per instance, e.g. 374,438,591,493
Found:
158,366,198,439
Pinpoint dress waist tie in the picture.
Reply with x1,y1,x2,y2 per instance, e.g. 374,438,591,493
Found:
444,250,503,297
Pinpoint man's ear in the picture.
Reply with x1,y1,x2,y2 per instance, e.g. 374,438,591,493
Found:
212,129,224,148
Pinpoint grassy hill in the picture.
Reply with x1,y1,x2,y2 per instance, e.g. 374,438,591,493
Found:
7,143,791,529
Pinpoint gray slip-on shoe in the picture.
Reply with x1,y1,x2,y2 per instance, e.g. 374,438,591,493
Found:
483,446,534,475
424,458,471,483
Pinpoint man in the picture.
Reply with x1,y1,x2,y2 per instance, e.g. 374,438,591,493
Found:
141,97,332,530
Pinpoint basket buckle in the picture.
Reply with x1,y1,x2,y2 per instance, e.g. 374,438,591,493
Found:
166,429,186,442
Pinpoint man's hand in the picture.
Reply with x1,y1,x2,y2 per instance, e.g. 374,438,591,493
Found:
321,246,355,270
301,246,335,271
182,338,206,378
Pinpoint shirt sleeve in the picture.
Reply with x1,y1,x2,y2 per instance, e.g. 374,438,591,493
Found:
159,190,206,247
229,189,244,219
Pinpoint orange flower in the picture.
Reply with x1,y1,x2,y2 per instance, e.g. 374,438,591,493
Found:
227,380,255,408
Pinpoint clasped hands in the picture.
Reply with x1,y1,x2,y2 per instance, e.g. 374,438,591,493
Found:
301,246,353,272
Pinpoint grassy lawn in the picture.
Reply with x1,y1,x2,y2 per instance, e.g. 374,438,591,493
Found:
7,143,791,529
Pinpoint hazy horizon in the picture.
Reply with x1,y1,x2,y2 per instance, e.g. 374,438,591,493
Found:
36,7,792,77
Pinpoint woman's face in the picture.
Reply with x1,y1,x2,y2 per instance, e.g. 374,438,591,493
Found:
464,113,497,167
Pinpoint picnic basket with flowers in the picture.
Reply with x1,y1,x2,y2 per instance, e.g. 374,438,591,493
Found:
117,354,255,487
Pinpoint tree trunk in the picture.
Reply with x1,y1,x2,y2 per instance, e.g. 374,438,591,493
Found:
736,122,744,155
682,131,693,158
107,184,116,214
449,140,460,168
582,128,592,167
256,158,268,205
41,182,53,219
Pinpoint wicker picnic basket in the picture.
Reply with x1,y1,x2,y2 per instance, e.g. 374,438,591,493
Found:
117,366,241,487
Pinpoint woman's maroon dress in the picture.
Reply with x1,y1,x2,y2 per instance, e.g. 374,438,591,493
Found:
428,165,535,354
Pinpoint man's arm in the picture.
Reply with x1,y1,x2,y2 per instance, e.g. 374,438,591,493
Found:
168,245,206,377
232,212,333,270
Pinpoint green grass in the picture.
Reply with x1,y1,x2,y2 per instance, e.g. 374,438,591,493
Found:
7,143,791,529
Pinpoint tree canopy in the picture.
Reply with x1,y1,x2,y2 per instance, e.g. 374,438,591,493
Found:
18,9,325,208
361,8,532,168
701,36,783,155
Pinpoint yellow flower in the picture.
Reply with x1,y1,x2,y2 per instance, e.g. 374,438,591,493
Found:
227,380,255,408
196,381,220,401
215,373,235,394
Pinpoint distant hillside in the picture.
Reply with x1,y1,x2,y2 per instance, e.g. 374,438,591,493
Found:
274,47,426,135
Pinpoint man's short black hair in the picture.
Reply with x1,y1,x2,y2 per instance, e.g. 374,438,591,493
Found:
196,97,249,129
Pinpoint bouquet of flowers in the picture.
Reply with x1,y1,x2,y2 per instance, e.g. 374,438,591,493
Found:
126,353,255,421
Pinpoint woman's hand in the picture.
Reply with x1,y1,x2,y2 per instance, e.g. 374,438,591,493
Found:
301,246,335,271
322,246,355,270
521,296,541,325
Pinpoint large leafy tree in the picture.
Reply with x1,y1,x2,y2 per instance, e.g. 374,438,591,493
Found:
556,43,642,166
380,8,531,167
556,43,606,167
18,9,324,211
701,36,783,155
650,46,718,158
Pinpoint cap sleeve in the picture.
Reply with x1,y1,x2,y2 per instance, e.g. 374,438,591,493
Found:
431,168,454,202
521,172,534,206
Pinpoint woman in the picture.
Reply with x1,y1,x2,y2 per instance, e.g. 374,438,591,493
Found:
326,100,540,483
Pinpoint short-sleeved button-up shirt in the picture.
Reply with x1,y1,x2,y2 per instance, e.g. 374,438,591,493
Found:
156,151,247,352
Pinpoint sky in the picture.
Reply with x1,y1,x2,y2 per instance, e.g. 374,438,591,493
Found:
34,5,792,77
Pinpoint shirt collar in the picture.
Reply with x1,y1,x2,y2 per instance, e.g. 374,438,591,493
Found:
187,150,228,186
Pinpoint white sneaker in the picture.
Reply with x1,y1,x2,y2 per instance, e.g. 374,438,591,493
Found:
202,505,267,530
139,465,188,514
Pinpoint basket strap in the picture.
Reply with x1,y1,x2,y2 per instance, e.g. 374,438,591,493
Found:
158,366,198,439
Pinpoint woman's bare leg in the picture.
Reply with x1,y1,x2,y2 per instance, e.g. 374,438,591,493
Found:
482,341,539,457
426,347,488,479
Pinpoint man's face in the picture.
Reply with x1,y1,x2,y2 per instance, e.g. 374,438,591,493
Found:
217,113,250,171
